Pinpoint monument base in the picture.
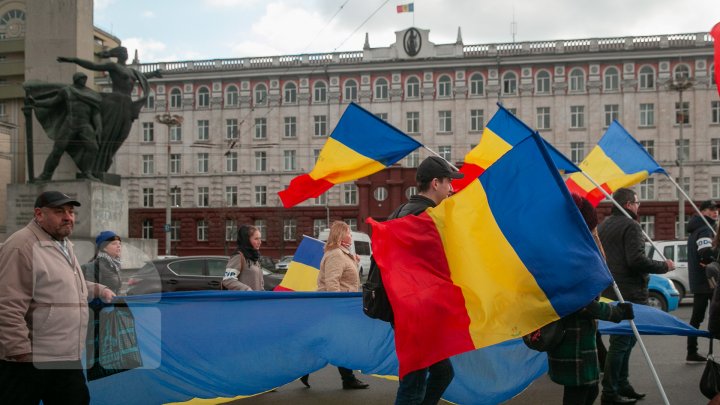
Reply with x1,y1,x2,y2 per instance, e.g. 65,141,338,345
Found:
88,172,121,186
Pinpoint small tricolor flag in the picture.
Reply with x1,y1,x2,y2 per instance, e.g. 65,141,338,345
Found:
396,3,414,13
711,22,720,98
274,236,325,291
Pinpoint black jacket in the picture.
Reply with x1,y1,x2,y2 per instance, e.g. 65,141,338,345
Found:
390,194,436,219
599,213,669,304
687,214,717,294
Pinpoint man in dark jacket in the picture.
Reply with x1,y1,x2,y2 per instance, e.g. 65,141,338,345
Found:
599,188,674,405
686,200,719,362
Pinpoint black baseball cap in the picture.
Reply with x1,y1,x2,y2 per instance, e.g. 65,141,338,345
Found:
700,200,720,210
416,156,464,183
34,191,81,208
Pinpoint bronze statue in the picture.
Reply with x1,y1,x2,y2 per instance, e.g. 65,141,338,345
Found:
25,72,102,182
57,46,161,174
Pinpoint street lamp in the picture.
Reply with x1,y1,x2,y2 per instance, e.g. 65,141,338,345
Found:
666,76,693,237
156,113,183,256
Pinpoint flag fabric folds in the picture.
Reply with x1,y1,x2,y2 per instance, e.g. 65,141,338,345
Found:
396,3,414,13
274,235,325,291
712,22,720,98
368,133,613,377
565,120,666,206
278,102,422,208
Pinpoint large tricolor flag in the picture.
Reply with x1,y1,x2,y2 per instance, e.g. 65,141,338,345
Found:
712,22,720,97
368,132,614,377
396,3,414,13
274,236,325,291
565,120,666,206
278,102,422,208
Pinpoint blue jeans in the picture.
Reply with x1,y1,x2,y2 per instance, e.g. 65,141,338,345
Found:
601,334,637,396
395,358,454,405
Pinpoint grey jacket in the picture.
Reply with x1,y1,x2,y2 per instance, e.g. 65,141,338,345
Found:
222,252,264,291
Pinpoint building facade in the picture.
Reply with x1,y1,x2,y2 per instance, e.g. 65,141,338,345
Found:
118,27,719,258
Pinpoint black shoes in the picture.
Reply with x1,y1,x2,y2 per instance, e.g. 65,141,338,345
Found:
342,378,369,389
618,386,646,400
299,374,310,387
686,352,706,363
601,394,637,405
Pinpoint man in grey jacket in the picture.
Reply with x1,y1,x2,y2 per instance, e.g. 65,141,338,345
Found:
0,191,115,404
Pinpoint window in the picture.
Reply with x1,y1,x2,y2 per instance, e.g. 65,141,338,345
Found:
170,88,182,108
197,220,208,241
536,71,551,94
197,87,210,108
675,101,690,125
344,79,358,102
406,111,420,133
570,106,585,128
197,120,209,141
313,219,328,238
469,73,484,96
170,153,181,174
674,64,691,80
225,85,238,106
170,125,182,142
639,103,655,127
142,219,153,239
313,81,327,103
197,153,209,173
145,92,155,109
254,151,267,172
375,113,388,121
604,67,619,91
406,76,420,99
254,185,267,206
226,119,238,139
225,186,237,206
374,78,388,100
170,187,182,207
197,187,209,207
284,116,297,138
712,177,720,199
438,111,452,133
639,66,655,90
675,177,690,198
314,193,327,206
225,151,238,172
225,220,237,242
255,219,267,241
344,218,358,231
283,82,297,104
283,150,296,171
142,188,154,207
569,69,585,92
470,109,484,131
712,139,720,161
502,72,517,95
255,83,267,106
640,140,655,157
314,115,327,136
570,142,585,164
437,75,452,98
170,220,181,241
676,139,690,161
142,155,154,174
604,104,619,127
142,122,154,142
712,101,720,124
343,183,358,205
313,149,321,163
283,219,296,241
406,150,419,167
536,107,550,130
639,216,655,239
252,117,266,139
438,145,452,162
405,186,418,199
639,178,655,200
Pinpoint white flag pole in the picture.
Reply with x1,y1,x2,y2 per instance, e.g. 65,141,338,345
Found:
665,174,717,236
423,146,459,171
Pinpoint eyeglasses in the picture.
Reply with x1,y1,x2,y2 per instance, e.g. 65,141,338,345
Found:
629,201,641,206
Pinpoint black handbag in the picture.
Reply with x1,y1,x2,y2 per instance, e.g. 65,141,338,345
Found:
522,319,566,352
700,339,720,399
86,303,143,381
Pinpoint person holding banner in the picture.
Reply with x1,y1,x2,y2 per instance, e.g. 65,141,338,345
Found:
222,225,264,291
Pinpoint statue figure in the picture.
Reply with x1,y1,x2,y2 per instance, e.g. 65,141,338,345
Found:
57,46,162,174
25,72,102,182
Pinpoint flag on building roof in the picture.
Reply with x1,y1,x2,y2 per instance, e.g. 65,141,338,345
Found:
367,132,613,377
278,102,422,208
711,22,720,98
396,3,414,13
565,120,666,206
274,236,325,291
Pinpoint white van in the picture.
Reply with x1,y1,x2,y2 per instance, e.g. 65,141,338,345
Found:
317,229,372,277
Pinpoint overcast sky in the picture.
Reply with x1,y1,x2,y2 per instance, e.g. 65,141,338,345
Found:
94,0,720,63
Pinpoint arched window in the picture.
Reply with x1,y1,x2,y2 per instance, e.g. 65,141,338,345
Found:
225,85,238,106
469,73,484,96
197,87,210,108
374,78,388,100
674,64,691,80
283,82,297,104
536,70,551,94
344,79,358,101
0,9,25,39
406,76,420,99
169,88,182,109
313,81,327,103
604,67,619,91
437,75,453,98
638,66,655,90
569,69,585,92
254,83,267,106
502,72,517,95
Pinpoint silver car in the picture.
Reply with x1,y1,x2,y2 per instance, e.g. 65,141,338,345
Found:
645,240,689,302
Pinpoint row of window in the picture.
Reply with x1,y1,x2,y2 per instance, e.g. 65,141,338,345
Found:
144,63,716,110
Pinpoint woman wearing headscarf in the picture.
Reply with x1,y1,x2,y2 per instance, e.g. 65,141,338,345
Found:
222,225,263,291
83,230,123,294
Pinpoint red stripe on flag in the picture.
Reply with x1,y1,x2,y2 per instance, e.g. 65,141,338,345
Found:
452,163,485,193
396,5,403,12
278,174,334,208
273,285,294,291
564,178,611,207
712,23,720,98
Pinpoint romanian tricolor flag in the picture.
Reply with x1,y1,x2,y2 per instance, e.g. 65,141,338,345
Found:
278,102,422,208
565,120,666,206
274,236,325,291
368,132,613,377
396,3,414,13
712,22,720,97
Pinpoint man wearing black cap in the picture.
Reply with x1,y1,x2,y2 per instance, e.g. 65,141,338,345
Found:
0,191,115,404
686,200,720,362
389,156,463,405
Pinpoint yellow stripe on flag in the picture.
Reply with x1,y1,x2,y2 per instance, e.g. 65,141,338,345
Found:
278,262,320,292
464,127,513,169
309,137,386,184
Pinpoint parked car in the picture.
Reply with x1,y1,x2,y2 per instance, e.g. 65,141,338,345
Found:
645,240,689,302
126,255,284,294
275,256,294,273
647,273,680,312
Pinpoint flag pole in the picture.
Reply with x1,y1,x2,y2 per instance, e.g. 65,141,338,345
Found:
665,173,717,236
580,171,671,405
423,146,460,171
